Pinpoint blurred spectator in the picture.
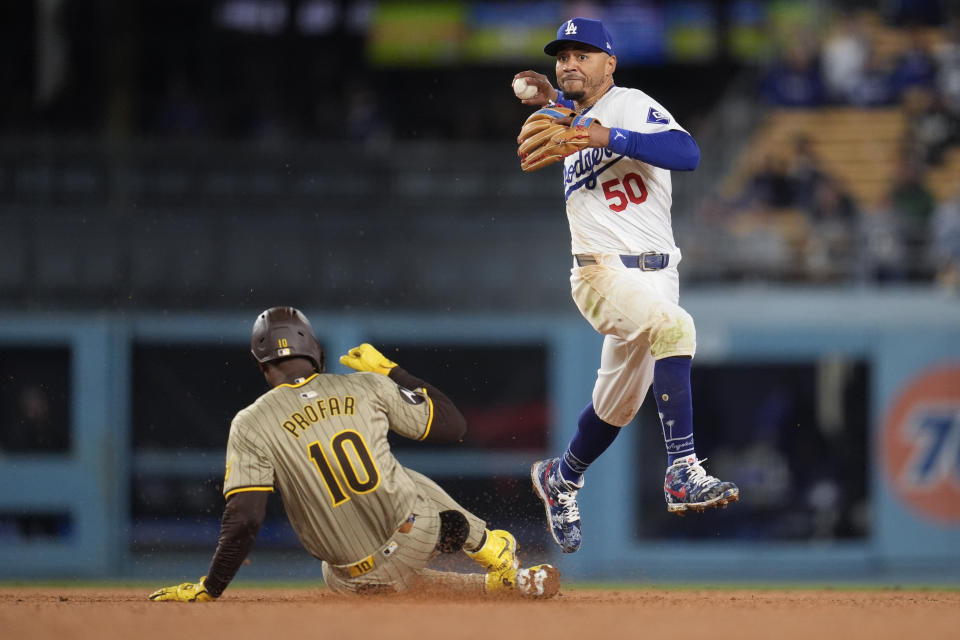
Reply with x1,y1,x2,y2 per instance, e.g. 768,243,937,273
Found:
809,176,858,224
934,23,960,116
788,133,827,211
846,47,899,107
891,28,939,96
929,186,960,292
805,177,858,280
737,153,798,210
856,195,907,282
879,156,938,281
902,86,958,165
821,12,871,102
884,0,946,27
760,40,825,107
889,155,936,248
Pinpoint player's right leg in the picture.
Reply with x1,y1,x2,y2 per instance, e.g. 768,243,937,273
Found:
404,468,486,550
404,468,558,596
531,335,651,553
461,533,561,599
464,528,516,580
320,498,443,595
412,565,560,599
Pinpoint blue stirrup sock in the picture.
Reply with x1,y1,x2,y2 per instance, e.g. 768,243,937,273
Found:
559,402,622,485
653,356,696,464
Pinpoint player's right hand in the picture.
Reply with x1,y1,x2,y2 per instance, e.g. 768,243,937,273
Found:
148,577,215,602
513,71,558,107
339,343,398,375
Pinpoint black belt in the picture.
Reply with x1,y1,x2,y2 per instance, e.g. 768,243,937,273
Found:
575,252,670,271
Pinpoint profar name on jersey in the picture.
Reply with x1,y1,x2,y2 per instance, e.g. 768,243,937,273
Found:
280,395,357,438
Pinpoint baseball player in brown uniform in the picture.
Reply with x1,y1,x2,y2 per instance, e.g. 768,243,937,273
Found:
149,307,559,600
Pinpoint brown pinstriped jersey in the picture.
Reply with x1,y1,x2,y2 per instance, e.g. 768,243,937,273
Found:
222,371,434,565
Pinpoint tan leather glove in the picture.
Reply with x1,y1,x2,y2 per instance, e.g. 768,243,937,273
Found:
339,343,398,375
148,577,215,602
517,107,598,172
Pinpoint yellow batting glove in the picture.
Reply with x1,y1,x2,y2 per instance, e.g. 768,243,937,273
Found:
339,343,398,375
148,577,215,602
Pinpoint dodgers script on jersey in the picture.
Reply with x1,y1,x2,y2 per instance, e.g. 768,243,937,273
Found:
564,86,687,255
222,371,433,566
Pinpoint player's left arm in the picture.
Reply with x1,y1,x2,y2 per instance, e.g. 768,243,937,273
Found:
387,366,467,443
340,343,467,443
555,115,699,171
603,128,699,171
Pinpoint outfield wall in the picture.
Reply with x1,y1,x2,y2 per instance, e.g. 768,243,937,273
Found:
1,287,959,584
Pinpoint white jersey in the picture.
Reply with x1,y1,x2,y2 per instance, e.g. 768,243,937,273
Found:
562,85,686,255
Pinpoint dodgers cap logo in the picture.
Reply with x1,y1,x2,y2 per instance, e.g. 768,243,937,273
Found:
544,17,615,56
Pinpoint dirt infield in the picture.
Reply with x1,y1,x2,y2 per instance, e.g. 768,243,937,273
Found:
2,587,958,640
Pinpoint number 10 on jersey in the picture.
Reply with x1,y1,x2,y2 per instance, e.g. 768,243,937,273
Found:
308,430,381,506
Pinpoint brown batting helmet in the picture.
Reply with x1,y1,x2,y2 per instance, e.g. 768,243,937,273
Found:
250,307,325,372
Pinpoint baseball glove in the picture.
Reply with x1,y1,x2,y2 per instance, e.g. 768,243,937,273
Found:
517,107,600,172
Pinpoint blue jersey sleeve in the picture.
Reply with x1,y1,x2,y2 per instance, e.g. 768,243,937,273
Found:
606,128,700,171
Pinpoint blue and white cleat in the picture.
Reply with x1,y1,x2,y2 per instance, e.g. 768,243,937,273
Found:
530,457,584,553
664,455,739,515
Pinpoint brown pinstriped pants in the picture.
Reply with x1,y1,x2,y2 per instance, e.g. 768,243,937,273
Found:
321,468,488,594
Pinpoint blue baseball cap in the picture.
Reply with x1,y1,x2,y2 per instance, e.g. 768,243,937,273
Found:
544,17,615,56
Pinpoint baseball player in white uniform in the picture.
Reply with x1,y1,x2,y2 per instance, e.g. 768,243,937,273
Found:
516,18,740,553
149,307,559,599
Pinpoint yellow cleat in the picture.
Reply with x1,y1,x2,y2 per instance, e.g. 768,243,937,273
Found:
465,529,519,592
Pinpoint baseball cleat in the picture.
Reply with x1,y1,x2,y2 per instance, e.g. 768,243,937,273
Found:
515,564,561,599
466,529,519,592
531,457,583,553
664,455,739,515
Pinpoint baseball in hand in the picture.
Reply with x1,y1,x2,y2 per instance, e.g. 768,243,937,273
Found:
513,77,538,100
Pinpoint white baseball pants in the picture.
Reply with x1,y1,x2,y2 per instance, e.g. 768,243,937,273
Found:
570,253,696,427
